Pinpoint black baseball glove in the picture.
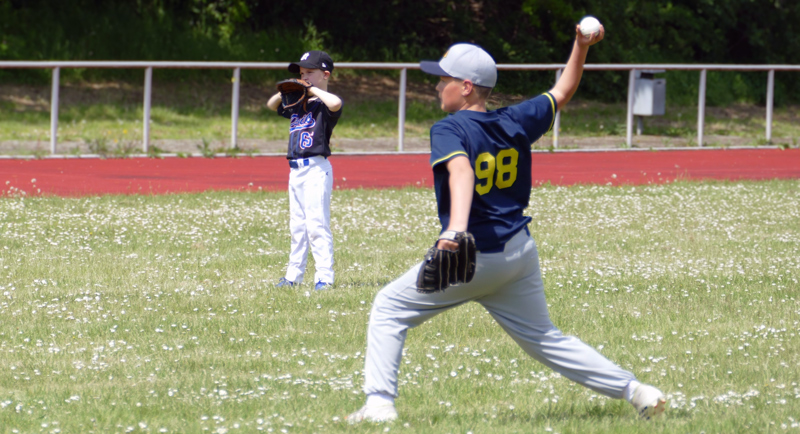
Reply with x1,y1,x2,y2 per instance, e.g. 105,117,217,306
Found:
416,230,477,293
276,78,312,110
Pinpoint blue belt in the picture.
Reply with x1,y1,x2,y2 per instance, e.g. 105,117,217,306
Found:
479,226,530,254
288,158,310,169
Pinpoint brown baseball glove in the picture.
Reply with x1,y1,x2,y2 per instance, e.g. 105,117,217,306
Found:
416,230,477,293
276,78,312,110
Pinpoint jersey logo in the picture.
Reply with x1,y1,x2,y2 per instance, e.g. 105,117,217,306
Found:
290,112,316,132
475,148,519,195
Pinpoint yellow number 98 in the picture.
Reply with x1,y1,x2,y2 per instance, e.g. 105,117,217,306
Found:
474,148,519,195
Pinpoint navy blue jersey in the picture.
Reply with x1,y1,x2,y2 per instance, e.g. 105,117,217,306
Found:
278,98,343,159
429,92,556,251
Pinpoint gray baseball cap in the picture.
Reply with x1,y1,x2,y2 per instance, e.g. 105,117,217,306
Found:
420,43,497,88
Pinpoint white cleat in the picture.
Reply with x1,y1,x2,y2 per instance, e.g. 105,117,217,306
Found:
631,384,667,420
345,404,398,424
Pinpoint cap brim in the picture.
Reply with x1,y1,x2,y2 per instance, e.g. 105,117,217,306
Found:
288,61,314,73
420,60,450,77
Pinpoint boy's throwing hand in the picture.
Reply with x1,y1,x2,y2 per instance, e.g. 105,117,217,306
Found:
576,22,605,47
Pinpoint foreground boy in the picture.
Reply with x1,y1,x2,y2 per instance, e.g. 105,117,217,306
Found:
347,24,667,423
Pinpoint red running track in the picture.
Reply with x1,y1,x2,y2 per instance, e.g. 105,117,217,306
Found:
1,149,798,197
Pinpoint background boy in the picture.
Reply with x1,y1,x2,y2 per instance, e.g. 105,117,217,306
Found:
347,24,668,423
267,50,343,291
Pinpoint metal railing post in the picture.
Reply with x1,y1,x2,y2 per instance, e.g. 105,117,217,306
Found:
3,61,800,157
697,69,707,147
766,69,774,143
553,69,562,149
626,69,636,147
50,67,60,154
231,67,241,149
398,68,407,152
143,67,152,153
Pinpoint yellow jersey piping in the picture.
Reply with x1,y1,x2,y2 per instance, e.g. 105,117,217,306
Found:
543,92,556,133
431,150,469,167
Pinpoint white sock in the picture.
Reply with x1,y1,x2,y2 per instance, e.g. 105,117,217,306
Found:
623,380,642,403
366,392,395,408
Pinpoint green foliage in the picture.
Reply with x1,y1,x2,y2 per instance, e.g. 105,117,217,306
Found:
147,144,167,158
0,0,306,84
197,137,216,157
85,134,138,158
1,0,800,103
86,136,110,156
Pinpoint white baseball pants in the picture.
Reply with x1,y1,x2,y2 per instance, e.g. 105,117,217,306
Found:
284,156,334,284
363,229,636,399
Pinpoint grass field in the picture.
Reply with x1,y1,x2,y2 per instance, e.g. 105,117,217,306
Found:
2,80,800,156
1,180,799,433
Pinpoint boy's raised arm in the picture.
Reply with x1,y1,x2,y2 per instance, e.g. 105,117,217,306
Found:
267,92,282,111
549,24,604,110
309,87,343,112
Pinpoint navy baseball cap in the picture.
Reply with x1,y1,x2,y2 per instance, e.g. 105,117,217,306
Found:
288,50,334,73
420,43,497,88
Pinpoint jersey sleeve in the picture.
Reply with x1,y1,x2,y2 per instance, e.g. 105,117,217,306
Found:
325,101,344,119
429,119,469,168
324,99,343,120
510,92,557,142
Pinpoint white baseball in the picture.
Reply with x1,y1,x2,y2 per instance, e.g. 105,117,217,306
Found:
579,16,601,36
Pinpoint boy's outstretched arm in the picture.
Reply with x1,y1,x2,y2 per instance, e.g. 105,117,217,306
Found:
549,24,605,110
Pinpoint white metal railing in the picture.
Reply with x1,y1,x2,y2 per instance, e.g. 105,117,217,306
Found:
1,61,797,154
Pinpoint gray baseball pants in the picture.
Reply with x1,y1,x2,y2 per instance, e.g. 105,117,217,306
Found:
363,229,636,399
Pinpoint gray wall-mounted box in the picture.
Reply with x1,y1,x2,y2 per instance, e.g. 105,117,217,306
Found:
633,70,666,116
